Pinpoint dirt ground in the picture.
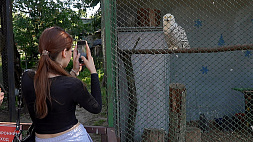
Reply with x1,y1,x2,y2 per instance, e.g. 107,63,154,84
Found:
187,120,253,142
0,102,108,142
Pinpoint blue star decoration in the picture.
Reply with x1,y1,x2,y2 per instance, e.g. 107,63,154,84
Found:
194,19,202,28
200,66,209,74
245,50,251,57
218,34,225,46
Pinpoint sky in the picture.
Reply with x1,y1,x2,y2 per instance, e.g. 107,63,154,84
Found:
70,2,100,18
54,0,100,18
86,2,100,17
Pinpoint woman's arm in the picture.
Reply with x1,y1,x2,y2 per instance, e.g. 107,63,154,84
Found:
72,41,101,113
73,79,102,114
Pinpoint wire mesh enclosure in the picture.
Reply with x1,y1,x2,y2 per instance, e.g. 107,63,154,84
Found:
102,0,253,141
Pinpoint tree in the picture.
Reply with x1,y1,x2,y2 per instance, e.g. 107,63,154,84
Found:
12,0,100,68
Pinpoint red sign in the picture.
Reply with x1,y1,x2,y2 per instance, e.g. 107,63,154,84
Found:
0,124,21,142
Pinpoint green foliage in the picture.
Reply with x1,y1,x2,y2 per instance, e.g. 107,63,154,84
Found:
12,0,105,116
101,86,107,108
93,119,106,126
13,0,101,64
13,0,82,60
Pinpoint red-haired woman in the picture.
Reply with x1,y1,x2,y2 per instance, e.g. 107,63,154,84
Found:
21,27,101,142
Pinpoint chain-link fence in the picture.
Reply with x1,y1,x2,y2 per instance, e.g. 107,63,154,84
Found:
102,0,253,141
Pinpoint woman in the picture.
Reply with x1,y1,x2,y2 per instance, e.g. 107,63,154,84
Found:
21,26,102,142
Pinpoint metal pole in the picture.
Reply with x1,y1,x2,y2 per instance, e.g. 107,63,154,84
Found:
102,0,114,127
6,0,16,122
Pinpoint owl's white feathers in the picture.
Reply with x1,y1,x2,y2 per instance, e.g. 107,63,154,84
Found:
163,13,190,49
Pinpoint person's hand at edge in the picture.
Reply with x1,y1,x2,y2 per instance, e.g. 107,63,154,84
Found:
0,88,4,106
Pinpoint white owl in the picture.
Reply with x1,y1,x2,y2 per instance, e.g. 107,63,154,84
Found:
163,13,190,49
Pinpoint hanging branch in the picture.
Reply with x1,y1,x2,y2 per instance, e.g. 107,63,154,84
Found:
119,37,141,142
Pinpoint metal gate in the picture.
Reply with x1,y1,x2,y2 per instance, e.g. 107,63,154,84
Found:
0,0,17,121
102,0,253,141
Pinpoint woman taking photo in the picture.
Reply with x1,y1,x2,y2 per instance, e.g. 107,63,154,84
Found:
21,26,102,142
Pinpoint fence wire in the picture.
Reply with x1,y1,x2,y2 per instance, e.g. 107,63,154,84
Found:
103,0,253,141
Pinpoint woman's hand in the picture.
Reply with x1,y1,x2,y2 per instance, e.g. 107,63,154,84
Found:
80,41,97,74
0,88,4,106
72,45,82,73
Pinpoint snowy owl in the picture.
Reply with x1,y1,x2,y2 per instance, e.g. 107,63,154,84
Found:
163,13,190,49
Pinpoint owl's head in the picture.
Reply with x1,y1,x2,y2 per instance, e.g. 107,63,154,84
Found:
163,13,175,23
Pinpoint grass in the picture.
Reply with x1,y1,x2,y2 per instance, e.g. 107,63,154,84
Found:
93,119,106,126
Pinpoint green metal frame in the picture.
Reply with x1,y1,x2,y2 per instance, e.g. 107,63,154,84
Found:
102,0,117,128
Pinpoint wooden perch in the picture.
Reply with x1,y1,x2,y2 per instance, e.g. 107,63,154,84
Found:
119,44,253,54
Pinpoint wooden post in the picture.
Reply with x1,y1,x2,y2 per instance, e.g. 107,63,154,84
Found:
141,128,165,142
185,127,201,142
169,83,186,142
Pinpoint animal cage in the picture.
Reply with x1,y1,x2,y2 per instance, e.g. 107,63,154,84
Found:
101,0,253,141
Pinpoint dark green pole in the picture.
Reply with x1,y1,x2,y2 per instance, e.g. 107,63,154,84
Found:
102,0,114,127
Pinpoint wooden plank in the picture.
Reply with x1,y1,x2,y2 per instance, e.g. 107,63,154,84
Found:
101,134,107,142
107,127,118,142
83,126,107,135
